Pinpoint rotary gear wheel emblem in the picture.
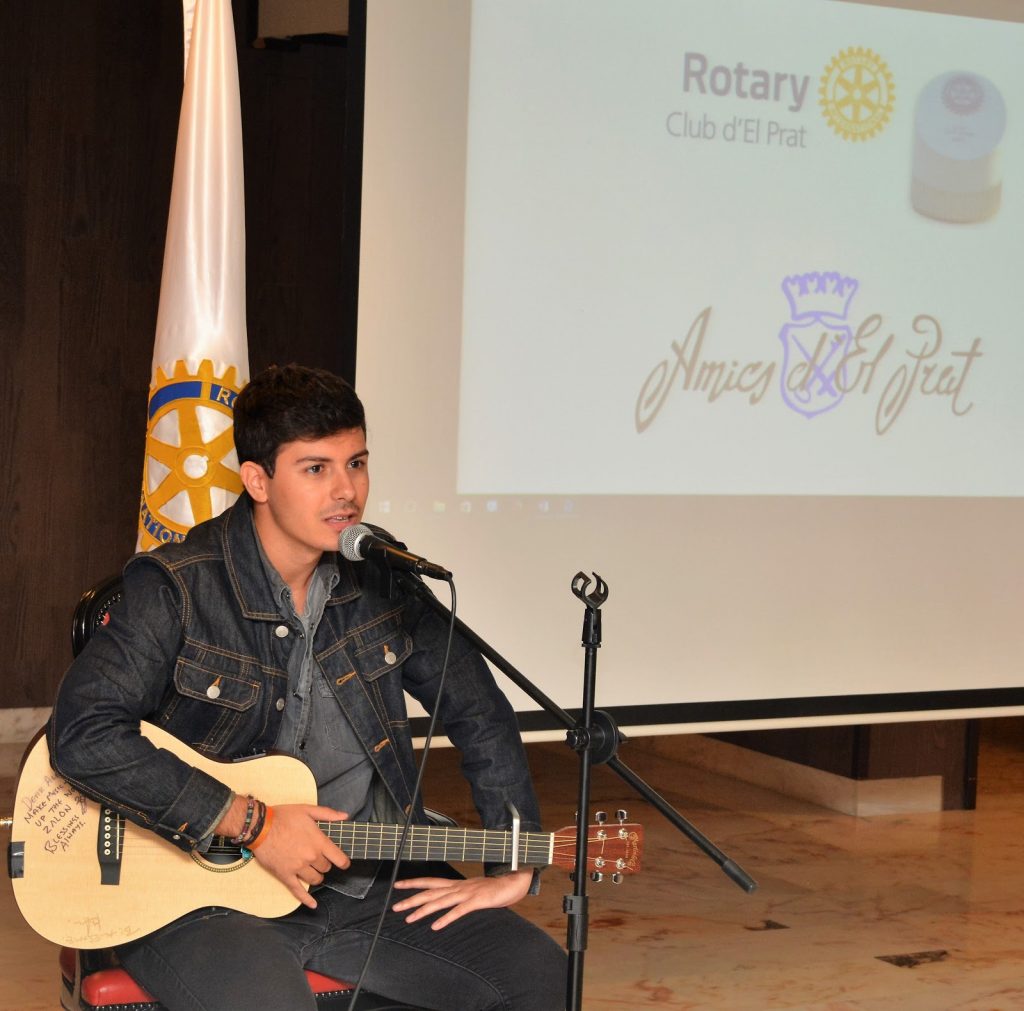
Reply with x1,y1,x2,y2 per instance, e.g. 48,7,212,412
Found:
138,360,245,550
819,47,895,141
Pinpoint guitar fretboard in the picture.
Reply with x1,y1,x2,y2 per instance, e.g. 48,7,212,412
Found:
316,822,555,866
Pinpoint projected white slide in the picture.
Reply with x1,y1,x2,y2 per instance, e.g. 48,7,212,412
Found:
358,0,1024,729
457,0,1020,497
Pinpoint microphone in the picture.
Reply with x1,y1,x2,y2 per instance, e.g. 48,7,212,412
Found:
339,524,452,581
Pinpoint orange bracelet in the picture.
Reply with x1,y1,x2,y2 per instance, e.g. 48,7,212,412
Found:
247,805,275,850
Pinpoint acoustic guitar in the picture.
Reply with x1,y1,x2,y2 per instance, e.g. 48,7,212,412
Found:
5,722,643,948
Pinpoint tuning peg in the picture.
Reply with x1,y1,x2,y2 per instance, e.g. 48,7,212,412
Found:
611,872,623,884
616,809,628,822
595,811,607,824
590,871,603,883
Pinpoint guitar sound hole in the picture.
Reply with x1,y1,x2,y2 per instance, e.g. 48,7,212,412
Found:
195,840,247,869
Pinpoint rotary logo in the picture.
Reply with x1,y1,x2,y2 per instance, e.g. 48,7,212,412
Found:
138,359,245,550
819,47,895,141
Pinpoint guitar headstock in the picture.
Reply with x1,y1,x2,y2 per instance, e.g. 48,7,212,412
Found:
551,810,643,881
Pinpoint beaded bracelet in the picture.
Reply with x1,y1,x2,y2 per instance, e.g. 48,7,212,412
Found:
244,800,268,845
228,795,256,845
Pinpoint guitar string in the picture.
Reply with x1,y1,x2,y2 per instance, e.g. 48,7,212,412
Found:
204,825,557,863
201,824,634,863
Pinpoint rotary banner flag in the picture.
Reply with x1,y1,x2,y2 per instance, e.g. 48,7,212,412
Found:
137,0,249,550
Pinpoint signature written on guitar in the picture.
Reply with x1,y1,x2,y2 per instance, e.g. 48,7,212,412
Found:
63,916,143,948
19,773,89,854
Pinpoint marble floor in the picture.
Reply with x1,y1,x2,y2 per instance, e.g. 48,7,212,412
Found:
3,719,1024,1010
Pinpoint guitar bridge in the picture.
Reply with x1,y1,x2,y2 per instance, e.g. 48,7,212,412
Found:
97,807,123,885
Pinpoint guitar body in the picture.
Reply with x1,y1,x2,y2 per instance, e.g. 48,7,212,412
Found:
10,723,314,948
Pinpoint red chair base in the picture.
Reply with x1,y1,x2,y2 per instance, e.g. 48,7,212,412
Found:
60,946,357,1010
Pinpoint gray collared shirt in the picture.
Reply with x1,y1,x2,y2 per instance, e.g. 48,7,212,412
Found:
256,541,379,898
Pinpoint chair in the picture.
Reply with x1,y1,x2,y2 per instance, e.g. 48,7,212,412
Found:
59,945,367,1010
61,574,413,1011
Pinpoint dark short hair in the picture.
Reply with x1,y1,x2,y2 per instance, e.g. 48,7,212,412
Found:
233,364,366,476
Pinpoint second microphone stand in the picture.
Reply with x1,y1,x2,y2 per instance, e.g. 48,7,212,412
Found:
395,568,757,1010
562,571,609,1011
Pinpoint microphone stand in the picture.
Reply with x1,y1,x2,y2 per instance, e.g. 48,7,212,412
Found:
394,569,757,1006
563,572,606,1011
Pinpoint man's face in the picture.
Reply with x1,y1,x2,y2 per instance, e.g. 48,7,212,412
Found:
245,428,369,567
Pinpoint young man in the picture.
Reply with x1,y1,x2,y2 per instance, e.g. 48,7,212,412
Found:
49,364,566,1010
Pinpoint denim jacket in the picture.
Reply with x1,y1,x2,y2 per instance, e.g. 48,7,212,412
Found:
48,497,541,854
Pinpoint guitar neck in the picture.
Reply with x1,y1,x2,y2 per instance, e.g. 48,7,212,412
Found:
317,821,554,867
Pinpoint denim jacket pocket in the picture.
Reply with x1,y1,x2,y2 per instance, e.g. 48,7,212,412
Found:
163,650,262,754
351,629,413,682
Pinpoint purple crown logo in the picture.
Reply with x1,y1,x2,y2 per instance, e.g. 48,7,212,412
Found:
782,271,859,322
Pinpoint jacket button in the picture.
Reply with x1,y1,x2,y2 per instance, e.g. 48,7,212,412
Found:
275,625,289,638
276,698,286,711
384,650,397,664
206,684,221,699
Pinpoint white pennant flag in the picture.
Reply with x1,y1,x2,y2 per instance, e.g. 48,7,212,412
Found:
138,0,250,550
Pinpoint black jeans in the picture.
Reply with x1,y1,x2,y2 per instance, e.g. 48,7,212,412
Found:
116,866,567,1011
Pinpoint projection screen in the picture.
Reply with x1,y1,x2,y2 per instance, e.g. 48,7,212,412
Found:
356,0,1024,736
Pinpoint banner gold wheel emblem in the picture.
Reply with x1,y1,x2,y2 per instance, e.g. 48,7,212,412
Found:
138,360,245,550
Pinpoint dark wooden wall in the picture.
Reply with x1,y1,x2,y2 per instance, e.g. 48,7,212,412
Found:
0,1,363,708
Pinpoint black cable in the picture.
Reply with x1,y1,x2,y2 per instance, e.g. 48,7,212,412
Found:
345,575,457,1010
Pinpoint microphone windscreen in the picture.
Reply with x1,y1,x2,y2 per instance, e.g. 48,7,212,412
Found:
339,523,372,562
